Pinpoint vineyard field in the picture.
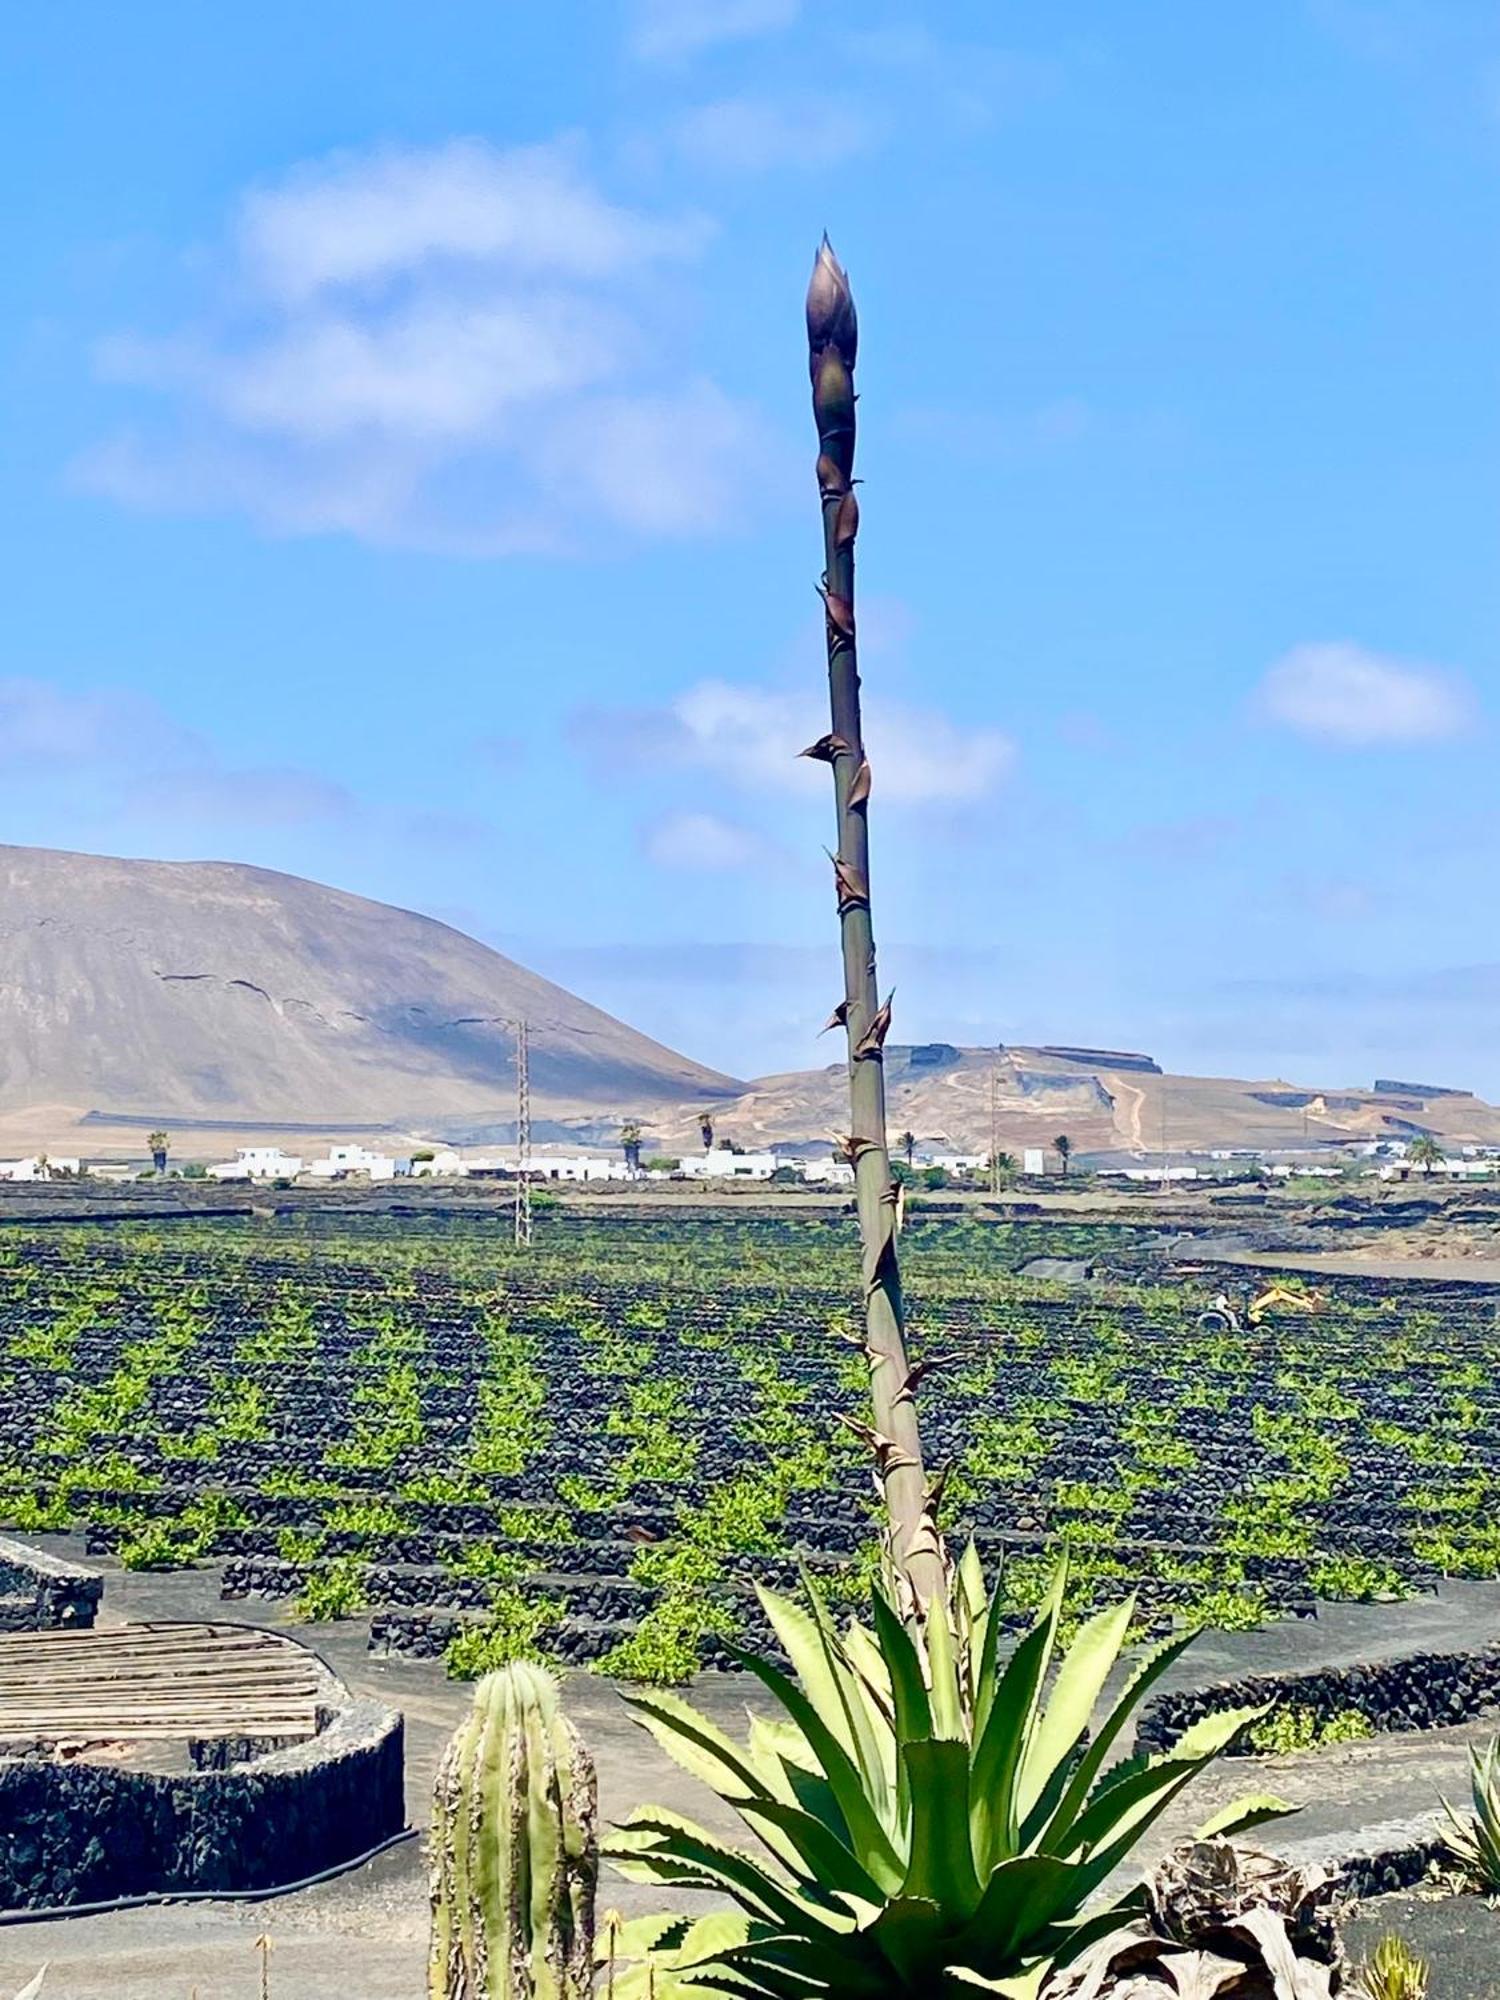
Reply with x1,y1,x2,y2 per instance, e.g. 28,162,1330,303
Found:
0,1209,1495,1683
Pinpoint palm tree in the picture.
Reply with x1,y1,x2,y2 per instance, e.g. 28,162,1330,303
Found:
899,1129,916,1167
990,1149,1017,1188
148,1130,170,1174
1406,1134,1445,1179
619,1122,643,1175
698,1111,715,1152
1054,1134,1072,1176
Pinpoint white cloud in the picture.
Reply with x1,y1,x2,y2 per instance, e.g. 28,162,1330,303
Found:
579,677,1016,806
641,810,768,870
79,139,770,554
237,138,705,302
672,94,873,173
629,0,800,63
0,677,202,772
1257,640,1475,746
0,677,351,827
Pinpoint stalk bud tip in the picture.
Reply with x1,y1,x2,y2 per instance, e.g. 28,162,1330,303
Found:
806,236,858,365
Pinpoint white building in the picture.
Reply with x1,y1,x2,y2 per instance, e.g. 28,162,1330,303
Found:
929,1152,987,1175
0,1156,81,1181
207,1147,304,1182
1378,1156,1495,1182
307,1144,403,1181
1022,1148,1046,1176
409,1150,469,1178
800,1159,855,1186
529,1154,633,1182
675,1151,780,1180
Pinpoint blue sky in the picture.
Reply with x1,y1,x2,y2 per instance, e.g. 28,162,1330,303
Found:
5,1,1499,1089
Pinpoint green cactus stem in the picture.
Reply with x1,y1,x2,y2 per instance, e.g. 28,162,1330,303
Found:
429,1663,597,2000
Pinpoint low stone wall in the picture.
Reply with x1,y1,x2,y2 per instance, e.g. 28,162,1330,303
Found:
0,1536,101,1631
1138,1642,1500,1756
0,1641,405,1908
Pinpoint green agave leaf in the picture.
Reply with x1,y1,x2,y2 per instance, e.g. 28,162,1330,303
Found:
1064,1743,1261,1902
620,1691,810,1875
734,1796,886,1901
1029,1626,1202,1853
605,1811,838,1930
870,1586,934,1773
863,1893,946,1988
713,1928,888,1997
598,1911,693,1960
946,1971,1048,1999
756,1583,865,1770
901,1737,981,1915
1014,1594,1136,1833
971,1578,1006,1743
1194,1793,1298,1841
969,1572,1065,1870
958,1540,988,1625
924,1593,966,1741
727,1642,906,1895
622,1687,779,1806
842,1614,895,1720
1170,1704,1268,1762
800,1569,893,1812
950,1853,1089,1973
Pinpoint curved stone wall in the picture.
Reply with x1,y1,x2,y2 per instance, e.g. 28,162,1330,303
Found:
0,1637,404,1908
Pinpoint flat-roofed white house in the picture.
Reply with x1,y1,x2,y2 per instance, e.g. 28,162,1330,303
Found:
674,1151,780,1180
530,1154,633,1181
307,1144,403,1181
207,1147,304,1181
0,1156,81,1181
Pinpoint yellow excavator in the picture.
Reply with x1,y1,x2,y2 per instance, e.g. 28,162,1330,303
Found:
1196,1282,1326,1335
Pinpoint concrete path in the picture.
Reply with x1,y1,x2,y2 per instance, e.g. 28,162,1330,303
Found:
1,1552,1498,1997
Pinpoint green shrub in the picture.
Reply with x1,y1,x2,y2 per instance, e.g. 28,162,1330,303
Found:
292,1557,370,1623
443,1585,559,1677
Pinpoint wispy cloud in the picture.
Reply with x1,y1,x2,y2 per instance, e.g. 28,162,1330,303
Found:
574,677,1017,806
0,677,354,827
77,138,775,555
671,94,874,173
628,0,801,63
640,809,771,871
1255,640,1476,746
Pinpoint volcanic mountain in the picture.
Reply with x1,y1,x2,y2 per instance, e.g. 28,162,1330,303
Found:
0,843,740,1138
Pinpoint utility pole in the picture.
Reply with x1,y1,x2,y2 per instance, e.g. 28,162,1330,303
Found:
513,1018,532,1249
1159,1078,1169,1193
990,1067,1001,1195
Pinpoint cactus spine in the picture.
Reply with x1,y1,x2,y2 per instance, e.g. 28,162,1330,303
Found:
429,1664,597,2000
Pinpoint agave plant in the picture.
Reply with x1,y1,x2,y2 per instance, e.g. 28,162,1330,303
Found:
1355,1934,1429,2000
1441,1731,1500,1892
603,1555,1291,1999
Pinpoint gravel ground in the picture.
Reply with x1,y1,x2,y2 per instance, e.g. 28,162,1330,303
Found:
0,1553,1497,1997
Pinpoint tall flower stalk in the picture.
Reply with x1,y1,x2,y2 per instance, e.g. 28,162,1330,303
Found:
805,238,943,1611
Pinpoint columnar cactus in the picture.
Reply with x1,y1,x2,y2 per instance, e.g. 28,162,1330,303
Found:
428,1664,597,2000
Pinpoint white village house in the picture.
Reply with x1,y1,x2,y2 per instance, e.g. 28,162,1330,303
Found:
207,1147,304,1182
306,1144,404,1181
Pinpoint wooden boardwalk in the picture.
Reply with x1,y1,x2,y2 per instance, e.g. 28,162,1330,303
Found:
0,1622,322,1742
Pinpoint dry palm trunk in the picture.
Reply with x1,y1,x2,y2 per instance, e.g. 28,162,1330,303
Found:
805,239,944,1611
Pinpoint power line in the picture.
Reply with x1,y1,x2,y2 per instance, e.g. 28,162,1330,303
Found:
513,1018,532,1249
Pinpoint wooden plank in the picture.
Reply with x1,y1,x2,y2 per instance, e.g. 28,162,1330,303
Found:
0,1621,323,1741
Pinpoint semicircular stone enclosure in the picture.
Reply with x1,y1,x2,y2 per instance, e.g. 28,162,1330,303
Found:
0,1609,403,1909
